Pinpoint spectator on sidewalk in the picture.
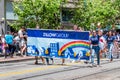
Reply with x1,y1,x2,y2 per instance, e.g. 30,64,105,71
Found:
0,35,2,53
45,47,54,65
57,26,65,65
1,34,8,58
34,25,45,64
5,31,16,58
14,32,20,53
18,27,27,57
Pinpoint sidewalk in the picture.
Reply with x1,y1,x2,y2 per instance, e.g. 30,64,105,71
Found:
0,56,35,63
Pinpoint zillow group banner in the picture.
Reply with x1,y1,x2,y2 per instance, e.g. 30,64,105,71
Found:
27,29,90,60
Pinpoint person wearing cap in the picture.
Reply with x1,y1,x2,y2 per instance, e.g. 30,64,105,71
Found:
90,30,100,67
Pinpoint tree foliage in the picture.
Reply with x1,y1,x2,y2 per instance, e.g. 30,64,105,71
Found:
12,0,62,29
72,0,119,30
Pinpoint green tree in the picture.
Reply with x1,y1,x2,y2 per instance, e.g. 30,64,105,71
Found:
11,0,63,30
72,0,119,30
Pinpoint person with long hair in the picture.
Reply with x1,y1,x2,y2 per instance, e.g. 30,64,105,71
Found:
90,30,100,67
106,31,115,62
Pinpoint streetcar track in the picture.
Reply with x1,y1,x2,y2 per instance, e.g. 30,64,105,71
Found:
70,67,120,80
16,59,120,80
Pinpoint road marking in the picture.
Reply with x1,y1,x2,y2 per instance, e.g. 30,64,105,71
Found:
0,66,60,77
0,62,84,77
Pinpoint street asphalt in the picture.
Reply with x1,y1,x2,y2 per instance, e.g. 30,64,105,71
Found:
0,58,120,80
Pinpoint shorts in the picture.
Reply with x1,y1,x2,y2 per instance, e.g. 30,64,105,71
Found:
20,40,26,47
99,43,105,50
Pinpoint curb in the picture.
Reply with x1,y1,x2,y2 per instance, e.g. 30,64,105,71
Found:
0,57,35,63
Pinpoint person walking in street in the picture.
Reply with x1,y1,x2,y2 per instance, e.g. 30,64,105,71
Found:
57,26,65,65
98,30,107,58
90,30,100,67
34,25,45,64
45,46,54,65
0,35,2,53
106,30,115,62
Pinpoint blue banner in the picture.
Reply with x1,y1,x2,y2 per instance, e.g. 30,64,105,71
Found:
27,29,90,60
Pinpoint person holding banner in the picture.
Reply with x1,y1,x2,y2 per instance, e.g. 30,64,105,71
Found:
90,30,100,67
34,25,45,64
57,26,65,65
45,46,54,65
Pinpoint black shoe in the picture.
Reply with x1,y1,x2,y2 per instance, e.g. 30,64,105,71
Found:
35,61,38,64
110,58,113,62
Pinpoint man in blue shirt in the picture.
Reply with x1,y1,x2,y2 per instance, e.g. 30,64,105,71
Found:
5,31,16,58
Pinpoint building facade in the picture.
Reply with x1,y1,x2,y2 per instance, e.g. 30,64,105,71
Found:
0,0,17,34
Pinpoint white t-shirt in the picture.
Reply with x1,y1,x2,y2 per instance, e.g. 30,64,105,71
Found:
18,30,25,42
99,36,106,50
1,37,5,43
14,36,20,43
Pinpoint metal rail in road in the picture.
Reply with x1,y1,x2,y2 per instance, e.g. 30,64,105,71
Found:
16,59,120,80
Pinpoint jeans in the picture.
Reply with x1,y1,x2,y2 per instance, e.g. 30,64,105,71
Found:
0,45,2,53
8,44,16,57
108,43,113,60
91,45,100,65
45,58,53,64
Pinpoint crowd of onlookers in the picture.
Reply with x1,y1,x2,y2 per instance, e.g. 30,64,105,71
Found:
0,27,27,58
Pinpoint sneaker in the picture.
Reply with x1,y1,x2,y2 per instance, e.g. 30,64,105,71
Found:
97,65,102,67
110,58,113,62
92,64,97,67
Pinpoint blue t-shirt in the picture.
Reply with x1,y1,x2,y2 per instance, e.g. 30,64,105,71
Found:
90,35,99,45
113,35,117,40
107,36,115,44
103,35,107,41
5,34,14,44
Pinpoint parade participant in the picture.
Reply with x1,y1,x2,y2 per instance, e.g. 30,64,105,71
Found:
45,46,54,65
34,25,45,64
57,26,65,65
90,30,100,66
73,25,79,31
112,32,119,58
98,30,107,58
106,31,115,62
